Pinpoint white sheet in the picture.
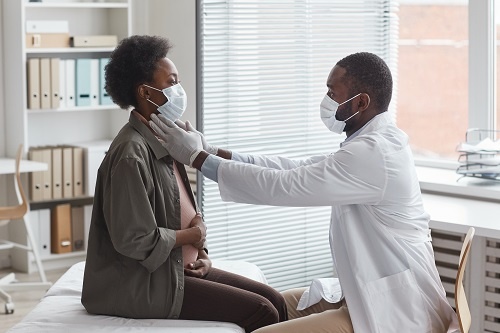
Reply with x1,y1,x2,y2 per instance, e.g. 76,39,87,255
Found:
8,260,267,333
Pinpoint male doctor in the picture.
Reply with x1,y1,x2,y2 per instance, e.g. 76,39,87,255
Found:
150,52,459,333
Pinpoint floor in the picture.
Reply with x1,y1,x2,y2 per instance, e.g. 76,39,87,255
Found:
0,268,66,333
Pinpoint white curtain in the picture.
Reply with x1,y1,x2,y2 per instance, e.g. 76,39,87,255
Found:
197,0,398,291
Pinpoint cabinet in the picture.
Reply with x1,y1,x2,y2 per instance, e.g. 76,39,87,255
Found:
2,0,132,272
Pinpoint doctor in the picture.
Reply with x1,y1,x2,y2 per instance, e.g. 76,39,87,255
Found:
150,52,459,333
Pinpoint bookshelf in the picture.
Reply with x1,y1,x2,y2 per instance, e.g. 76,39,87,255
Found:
2,0,132,272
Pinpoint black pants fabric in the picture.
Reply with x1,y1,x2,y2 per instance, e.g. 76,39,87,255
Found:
179,268,288,333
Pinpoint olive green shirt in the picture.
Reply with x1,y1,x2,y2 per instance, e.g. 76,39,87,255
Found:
81,112,199,319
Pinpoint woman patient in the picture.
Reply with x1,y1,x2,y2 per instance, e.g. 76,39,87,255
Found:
81,35,287,333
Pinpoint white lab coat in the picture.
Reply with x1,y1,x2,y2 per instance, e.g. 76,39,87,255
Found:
216,113,459,333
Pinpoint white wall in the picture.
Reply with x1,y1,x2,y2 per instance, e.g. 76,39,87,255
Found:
146,0,197,127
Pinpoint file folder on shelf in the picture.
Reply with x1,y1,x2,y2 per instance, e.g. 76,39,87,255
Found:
50,58,60,109
99,58,113,105
27,58,40,109
71,206,85,252
70,35,117,48
40,58,51,109
40,147,52,201
62,146,73,198
52,146,63,199
72,147,84,197
58,59,66,109
90,59,99,106
65,59,76,108
51,204,72,254
28,148,44,202
39,209,51,258
75,58,91,106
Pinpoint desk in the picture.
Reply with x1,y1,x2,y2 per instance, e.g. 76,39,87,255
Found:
0,158,47,175
423,193,500,239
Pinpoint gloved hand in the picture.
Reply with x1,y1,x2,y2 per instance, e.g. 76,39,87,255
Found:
150,114,203,166
175,119,218,155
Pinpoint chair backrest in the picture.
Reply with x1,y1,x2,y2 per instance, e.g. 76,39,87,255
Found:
455,227,475,333
0,144,28,221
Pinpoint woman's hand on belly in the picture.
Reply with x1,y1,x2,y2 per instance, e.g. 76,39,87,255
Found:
184,252,212,278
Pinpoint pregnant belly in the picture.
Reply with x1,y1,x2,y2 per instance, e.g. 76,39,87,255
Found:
182,245,198,267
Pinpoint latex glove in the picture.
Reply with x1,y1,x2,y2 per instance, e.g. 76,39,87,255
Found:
175,119,218,155
150,113,203,166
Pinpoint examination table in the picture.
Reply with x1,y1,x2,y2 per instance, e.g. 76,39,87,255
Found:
7,259,268,333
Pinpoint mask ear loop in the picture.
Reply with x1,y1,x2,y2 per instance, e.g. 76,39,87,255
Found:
339,93,362,122
142,84,164,107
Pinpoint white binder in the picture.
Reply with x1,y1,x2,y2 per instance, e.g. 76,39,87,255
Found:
65,59,76,108
90,59,99,106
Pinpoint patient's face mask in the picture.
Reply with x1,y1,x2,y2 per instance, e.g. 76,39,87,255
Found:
145,83,187,122
320,93,361,134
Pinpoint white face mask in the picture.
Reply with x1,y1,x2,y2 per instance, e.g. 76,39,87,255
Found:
320,93,361,134
145,83,187,122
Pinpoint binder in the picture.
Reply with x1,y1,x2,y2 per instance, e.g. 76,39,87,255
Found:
28,148,43,201
65,59,76,108
99,58,113,105
51,204,72,254
38,209,51,258
70,35,117,48
75,58,91,106
89,59,99,106
58,59,66,109
71,206,85,252
27,58,40,109
50,58,60,109
40,147,52,200
72,147,84,197
62,146,73,198
52,146,63,199
40,58,51,109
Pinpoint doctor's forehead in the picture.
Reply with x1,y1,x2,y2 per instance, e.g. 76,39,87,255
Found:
326,65,348,93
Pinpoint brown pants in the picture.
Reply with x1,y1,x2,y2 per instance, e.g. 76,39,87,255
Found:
179,268,287,333
253,287,354,333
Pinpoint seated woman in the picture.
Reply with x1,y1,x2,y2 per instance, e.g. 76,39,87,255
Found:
81,35,287,333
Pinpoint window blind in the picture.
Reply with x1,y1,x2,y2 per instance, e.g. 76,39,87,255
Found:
197,0,398,291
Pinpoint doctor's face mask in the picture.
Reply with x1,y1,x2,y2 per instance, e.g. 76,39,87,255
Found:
320,93,361,134
144,83,187,122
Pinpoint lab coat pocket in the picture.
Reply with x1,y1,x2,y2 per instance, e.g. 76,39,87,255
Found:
365,269,430,333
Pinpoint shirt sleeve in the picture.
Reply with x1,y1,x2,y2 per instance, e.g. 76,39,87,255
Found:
232,151,329,170
217,139,386,207
104,157,176,273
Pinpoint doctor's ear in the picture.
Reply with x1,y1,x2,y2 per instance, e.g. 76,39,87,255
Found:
357,93,370,112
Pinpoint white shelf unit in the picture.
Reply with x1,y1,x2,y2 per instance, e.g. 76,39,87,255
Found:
2,0,131,157
2,0,132,272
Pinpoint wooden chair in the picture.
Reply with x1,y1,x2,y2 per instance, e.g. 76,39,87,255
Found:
455,227,475,333
0,145,51,314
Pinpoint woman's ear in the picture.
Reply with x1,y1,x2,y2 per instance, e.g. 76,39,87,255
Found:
137,85,150,100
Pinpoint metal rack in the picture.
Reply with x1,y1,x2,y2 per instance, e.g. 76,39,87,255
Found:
456,128,500,181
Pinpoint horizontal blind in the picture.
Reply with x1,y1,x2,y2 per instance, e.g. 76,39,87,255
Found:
198,0,398,291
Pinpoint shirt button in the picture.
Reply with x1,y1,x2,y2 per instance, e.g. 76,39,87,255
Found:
179,286,184,290
177,259,181,263
176,198,180,203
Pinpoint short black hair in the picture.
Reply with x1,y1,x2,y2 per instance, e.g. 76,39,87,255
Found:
336,52,393,112
105,35,172,109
